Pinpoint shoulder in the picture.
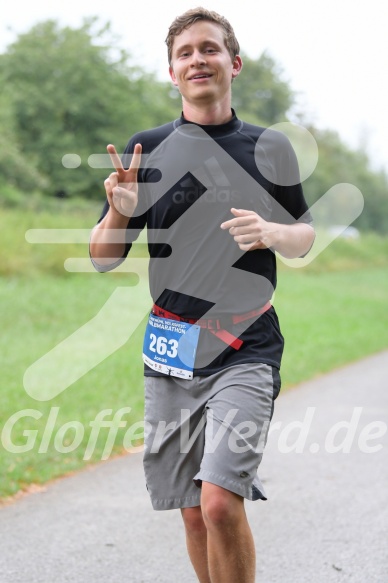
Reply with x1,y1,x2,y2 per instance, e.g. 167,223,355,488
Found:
125,120,178,154
236,117,302,191
238,119,298,181
238,120,266,141
238,120,293,153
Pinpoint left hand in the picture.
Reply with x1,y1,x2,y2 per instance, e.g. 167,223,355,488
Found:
220,208,276,252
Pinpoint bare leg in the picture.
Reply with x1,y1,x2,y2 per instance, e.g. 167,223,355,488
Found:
201,482,256,583
181,506,211,583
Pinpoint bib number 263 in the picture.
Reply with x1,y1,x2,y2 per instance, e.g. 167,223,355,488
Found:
143,314,200,379
149,334,178,358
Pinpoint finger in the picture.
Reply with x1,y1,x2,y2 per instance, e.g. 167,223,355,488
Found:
238,241,262,251
113,183,137,197
239,243,255,251
104,172,119,193
107,144,124,173
233,233,260,243
230,208,256,217
108,171,119,187
104,177,112,197
230,225,258,236
221,216,254,230
221,208,256,230
126,143,142,182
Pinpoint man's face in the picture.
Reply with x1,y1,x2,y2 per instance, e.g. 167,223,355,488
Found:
169,20,242,107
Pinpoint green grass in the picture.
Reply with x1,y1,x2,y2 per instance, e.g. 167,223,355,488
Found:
1,273,148,496
276,268,388,385
1,203,388,499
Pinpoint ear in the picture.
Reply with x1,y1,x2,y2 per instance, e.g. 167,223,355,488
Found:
231,55,243,80
169,66,179,86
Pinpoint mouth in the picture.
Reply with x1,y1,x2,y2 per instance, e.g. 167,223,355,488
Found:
189,73,213,81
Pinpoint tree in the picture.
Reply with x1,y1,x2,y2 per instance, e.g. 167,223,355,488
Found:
303,127,388,234
0,85,48,197
232,51,294,125
0,18,177,198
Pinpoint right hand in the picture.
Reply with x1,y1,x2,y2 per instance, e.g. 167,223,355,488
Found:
104,143,142,218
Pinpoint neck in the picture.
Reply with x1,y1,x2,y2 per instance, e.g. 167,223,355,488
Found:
181,100,233,125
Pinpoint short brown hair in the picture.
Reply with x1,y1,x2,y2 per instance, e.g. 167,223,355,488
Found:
166,7,240,65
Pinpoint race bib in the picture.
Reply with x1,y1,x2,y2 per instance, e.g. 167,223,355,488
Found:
142,314,200,380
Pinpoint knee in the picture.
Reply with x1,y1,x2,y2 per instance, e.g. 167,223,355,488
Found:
181,506,206,535
201,484,242,531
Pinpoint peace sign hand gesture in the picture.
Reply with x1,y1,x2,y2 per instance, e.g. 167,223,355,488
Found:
104,143,142,218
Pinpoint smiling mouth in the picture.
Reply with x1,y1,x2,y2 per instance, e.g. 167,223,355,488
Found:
190,74,212,80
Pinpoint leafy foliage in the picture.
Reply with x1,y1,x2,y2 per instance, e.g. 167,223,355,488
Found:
0,19,177,198
0,87,48,193
303,127,388,233
232,51,294,125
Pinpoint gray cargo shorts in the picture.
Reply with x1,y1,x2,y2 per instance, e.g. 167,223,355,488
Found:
143,363,281,510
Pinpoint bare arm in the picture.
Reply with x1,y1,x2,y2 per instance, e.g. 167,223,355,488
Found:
89,143,142,266
220,208,315,259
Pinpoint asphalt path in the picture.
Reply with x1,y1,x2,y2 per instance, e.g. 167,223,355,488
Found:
1,351,387,583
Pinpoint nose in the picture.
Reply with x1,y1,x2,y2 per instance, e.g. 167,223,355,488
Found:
190,49,206,67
